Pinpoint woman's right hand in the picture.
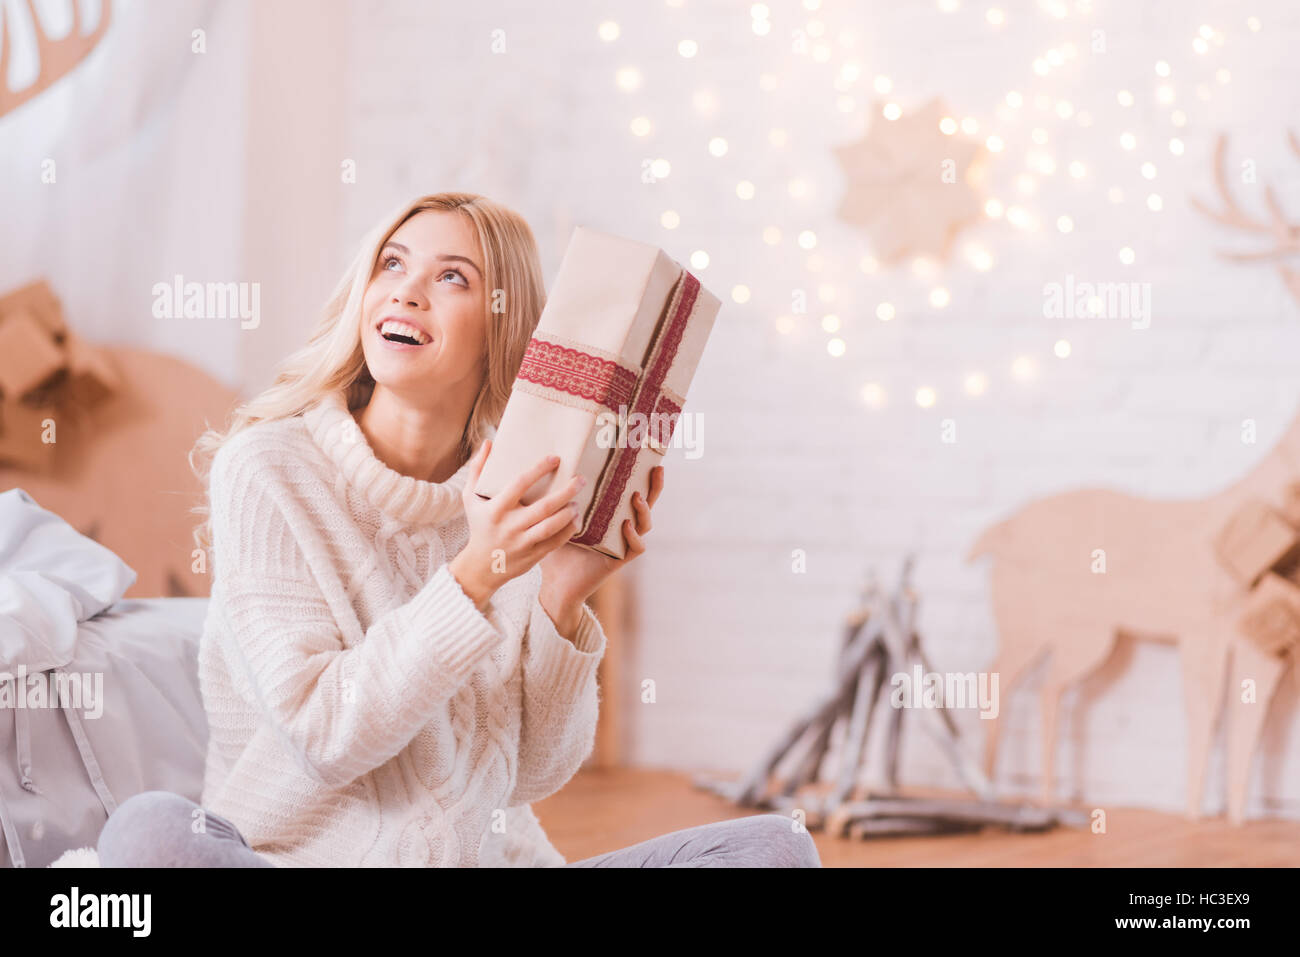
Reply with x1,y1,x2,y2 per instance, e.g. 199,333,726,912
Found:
448,440,586,611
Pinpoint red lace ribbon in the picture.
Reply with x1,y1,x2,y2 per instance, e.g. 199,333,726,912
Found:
515,337,639,413
574,270,700,548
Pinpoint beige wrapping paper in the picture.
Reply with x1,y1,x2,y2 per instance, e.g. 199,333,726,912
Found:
473,226,720,559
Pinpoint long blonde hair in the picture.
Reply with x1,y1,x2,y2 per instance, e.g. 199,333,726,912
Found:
188,191,547,552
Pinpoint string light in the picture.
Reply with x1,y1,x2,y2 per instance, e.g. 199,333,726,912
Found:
1056,215,1074,233
708,137,728,157
1147,193,1163,211
597,21,620,42
1141,162,1157,179
762,226,781,245
883,103,903,120
630,116,652,136
660,210,680,229
1169,138,1185,155
964,372,988,396
876,302,896,321
797,230,817,249
615,67,642,92
732,285,751,303
827,338,846,357
939,116,958,134
690,250,710,269
915,387,937,408
930,287,951,308
736,180,755,199
874,75,892,93
821,314,841,332
678,39,698,58
860,383,886,408
650,158,671,178
1054,339,1071,358
1118,246,1135,265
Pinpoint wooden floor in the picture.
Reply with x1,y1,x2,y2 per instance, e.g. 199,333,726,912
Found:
535,768,1300,866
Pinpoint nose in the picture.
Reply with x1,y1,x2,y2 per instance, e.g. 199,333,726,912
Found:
391,273,429,310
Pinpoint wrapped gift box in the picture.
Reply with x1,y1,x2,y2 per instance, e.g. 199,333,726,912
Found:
473,226,720,559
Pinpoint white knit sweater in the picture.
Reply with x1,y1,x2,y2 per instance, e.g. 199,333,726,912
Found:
197,388,607,867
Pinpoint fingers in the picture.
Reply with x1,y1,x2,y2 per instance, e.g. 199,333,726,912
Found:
495,453,561,514
517,472,585,528
631,490,652,535
524,497,582,549
622,517,646,558
646,466,665,509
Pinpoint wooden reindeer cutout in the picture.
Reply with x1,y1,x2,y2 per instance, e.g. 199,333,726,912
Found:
1,0,113,120
970,132,1300,826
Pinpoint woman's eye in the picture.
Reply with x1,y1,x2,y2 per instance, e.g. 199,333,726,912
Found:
382,255,402,271
441,270,468,286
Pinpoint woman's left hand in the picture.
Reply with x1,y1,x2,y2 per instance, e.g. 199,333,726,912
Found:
539,465,664,608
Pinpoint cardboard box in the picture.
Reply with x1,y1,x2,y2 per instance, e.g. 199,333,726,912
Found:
1238,572,1300,656
1214,500,1300,588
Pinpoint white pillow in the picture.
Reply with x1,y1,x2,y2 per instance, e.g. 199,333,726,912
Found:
0,488,137,673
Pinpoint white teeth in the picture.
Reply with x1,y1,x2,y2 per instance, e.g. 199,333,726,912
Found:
379,320,431,344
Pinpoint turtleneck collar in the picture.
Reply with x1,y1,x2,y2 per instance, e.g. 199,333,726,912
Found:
301,389,490,527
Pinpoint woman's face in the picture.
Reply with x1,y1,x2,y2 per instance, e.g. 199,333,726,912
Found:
360,209,488,403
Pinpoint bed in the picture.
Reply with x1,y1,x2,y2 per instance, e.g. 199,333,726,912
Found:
0,488,209,868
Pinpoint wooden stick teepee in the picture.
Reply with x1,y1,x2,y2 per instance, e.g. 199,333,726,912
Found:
694,556,1090,838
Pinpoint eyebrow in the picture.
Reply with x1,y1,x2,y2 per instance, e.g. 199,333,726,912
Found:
382,242,483,281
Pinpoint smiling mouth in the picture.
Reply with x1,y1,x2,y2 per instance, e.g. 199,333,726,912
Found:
377,318,433,346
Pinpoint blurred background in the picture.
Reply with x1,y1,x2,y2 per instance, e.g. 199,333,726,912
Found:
4,0,1300,862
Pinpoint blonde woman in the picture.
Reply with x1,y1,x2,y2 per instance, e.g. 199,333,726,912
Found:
96,192,820,868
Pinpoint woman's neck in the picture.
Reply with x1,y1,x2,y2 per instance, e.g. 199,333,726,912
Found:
353,386,468,484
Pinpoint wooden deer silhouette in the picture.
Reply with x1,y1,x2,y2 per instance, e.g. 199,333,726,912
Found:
1,0,113,120
969,133,1300,826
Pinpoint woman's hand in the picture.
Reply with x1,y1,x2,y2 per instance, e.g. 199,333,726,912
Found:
449,441,586,610
538,465,664,621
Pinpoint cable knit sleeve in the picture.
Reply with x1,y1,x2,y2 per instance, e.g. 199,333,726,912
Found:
208,435,505,791
508,596,607,806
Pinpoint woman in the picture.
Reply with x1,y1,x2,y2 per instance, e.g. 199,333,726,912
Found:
97,192,821,868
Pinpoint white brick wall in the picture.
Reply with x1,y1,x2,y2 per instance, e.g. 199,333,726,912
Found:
335,0,1300,819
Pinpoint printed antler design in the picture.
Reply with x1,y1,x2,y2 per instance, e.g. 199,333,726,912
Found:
1191,132,1300,304
0,0,113,120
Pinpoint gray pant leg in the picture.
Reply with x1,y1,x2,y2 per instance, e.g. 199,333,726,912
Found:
565,814,821,868
97,790,274,868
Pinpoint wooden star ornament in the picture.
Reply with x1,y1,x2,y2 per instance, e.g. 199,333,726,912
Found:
834,98,988,266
